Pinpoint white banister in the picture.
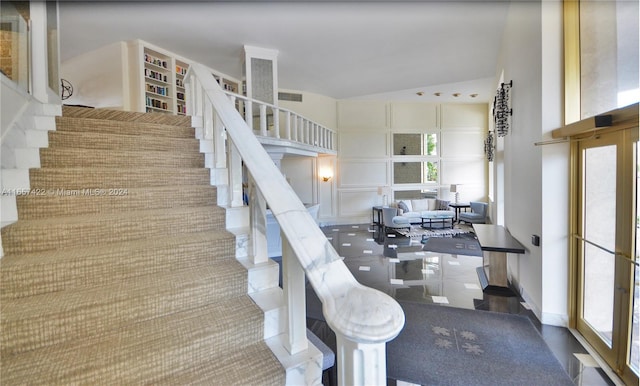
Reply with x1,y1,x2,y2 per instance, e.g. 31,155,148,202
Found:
185,63,403,386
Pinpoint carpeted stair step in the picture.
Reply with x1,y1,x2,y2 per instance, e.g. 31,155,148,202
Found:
55,116,196,138
29,167,210,189
162,341,284,385
61,105,192,127
0,296,279,384
48,131,200,152
0,231,236,300
16,185,216,219
40,147,205,168
1,262,249,355
1,206,225,255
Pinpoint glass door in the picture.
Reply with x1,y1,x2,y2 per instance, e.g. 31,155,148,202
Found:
575,127,638,385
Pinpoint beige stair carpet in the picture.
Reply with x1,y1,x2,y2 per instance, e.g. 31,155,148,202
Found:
0,106,285,385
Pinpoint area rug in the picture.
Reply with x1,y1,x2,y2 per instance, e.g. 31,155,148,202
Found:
395,225,472,239
422,236,483,257
387,301,574,386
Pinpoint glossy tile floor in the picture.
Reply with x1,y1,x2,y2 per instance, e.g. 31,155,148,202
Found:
304,223,618,386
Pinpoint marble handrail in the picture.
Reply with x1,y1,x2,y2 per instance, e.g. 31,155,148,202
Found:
185,62,404,385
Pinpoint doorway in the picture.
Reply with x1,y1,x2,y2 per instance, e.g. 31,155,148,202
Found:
574,126,638,385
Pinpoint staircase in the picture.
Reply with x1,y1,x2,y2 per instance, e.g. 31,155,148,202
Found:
0,107,286,384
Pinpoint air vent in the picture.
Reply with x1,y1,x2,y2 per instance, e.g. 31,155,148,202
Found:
278,92,303,102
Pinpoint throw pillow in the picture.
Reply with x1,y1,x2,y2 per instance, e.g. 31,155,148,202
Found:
411,199,430,211
398,201,410,213
435,199,450,210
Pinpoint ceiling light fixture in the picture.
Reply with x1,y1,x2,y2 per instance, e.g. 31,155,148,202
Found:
416,91,424,96
434,92,441,97
452,93,461,97
470,93,478,98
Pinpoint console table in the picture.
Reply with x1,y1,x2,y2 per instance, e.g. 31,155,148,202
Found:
472,224,525,296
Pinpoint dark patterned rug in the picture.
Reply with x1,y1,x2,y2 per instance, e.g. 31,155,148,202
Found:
387,301,574,386
422,235,483,257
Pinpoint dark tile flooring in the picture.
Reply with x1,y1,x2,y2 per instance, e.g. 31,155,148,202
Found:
304,223,617,386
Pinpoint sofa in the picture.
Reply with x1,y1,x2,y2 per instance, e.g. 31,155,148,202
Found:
392,198,456,228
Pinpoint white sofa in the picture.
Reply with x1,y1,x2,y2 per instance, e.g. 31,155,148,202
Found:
391,198,455,228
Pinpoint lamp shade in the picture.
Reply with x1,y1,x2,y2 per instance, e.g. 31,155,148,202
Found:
449,184,458,193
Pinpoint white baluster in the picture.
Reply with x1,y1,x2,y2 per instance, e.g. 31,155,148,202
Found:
249,174,268,265
245,100,253,130
260,104,268,136
273,108,280,138
282,236,308,355
228,140,243,207
285,111,291,140
293,115,299,142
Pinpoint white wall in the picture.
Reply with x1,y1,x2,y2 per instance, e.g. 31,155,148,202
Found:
494,0,567,326
329,100,488,225
278,89,338,131
60,42,127,109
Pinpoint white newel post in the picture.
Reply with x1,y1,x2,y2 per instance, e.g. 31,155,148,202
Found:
281,237,307,355
248,175,268,265
336,335,388,386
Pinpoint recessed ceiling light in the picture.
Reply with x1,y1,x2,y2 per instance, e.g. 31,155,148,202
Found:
416,91,425,96
434,92,441,97
470,93,478,98
452,93,461,97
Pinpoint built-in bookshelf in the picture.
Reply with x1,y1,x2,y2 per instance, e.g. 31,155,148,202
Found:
59,39,241,115
143,48,173,114
176,60,188,115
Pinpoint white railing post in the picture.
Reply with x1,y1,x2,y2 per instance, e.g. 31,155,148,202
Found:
259,104,268,136
293,115,299,142
228,141,244,207
282,236,307,355
249,174,268,265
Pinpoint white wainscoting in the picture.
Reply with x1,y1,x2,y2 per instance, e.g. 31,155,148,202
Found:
441,103,488,129
337,100,389,131
338,190,379,219
339,160,389,188
441,131,486,157
390,102,438,131
339,131,389,158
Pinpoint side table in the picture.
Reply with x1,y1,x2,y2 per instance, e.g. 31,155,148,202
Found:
448,202,470,223
372,206,384,226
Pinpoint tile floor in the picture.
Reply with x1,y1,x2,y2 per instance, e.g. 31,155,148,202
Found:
305,223,618,386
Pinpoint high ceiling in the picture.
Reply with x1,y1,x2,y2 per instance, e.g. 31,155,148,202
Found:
59,1,511,103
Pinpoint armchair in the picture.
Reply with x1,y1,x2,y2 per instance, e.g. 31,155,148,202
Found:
459,201,488,224
381,207,411,233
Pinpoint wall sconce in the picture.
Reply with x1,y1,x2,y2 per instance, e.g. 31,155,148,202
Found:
319,168,333,182
493,80,513,137
484,131,495,162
